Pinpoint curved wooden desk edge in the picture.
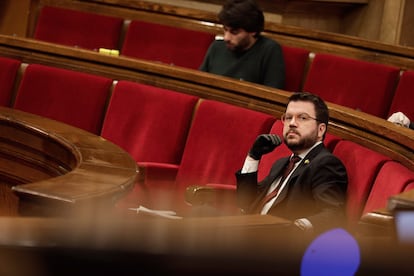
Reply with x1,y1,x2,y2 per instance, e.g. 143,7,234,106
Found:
0,107,138,216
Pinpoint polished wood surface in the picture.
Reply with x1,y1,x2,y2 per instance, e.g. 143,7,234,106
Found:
0,107,138,216
0,214,299,275
0,214,411,275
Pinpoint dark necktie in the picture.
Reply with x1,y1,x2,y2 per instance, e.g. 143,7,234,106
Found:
257,155,302,212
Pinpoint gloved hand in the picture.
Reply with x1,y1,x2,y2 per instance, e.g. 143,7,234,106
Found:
248,134,281,160
387,112,411,128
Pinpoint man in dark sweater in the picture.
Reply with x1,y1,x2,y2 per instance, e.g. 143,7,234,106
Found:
199,0,285,89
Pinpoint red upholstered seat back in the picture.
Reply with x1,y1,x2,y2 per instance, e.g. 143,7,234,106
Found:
175,100,275,191
333,140,391,223
387,70,414,120
121,20,215,69
404,182,414,192
303,53,400,118
0,57,20,107
14,64,112,134
101,80,198,164
34,6,123,50
258,120,341,181
363,161,414,214
282,45,310,92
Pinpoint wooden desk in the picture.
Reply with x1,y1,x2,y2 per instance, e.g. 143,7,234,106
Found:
0,107,138,216
0,213,411,275
0,214,298,274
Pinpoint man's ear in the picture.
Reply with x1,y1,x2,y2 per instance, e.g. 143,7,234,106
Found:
318,123,327,139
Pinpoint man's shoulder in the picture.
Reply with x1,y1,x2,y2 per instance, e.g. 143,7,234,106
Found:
312,146,345,169
210,38,226,47
257,36,281,47
253,36,282,55
206,39,227,53
307,144,338,162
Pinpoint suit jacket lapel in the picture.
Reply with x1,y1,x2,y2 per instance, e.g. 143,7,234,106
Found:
271,143,325,206
249,157,289,212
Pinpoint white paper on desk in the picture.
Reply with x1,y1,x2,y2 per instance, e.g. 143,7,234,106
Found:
129,205,182,219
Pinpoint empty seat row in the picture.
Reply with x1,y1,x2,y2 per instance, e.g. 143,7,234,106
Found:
31,6,414,121
33,6,215,70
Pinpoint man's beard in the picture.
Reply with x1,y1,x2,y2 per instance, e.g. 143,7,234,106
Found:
226,37,251,53
284,130,318,152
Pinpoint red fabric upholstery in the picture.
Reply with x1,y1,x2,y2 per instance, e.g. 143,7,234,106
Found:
363,161,414,214
121,20,215,69
101,80,198,164
159,100,275,212
14,64,112,134
118,100,275,212
333,140,391,223
34,6,123,50
403,182,414,192
303,53,400,118
282,45,310,92
258,120,341,181
0,57,20,106
175,100,275,188
103,81,198,210
387,70,414,120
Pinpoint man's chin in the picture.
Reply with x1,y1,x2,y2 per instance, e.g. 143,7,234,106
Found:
286,140,304,152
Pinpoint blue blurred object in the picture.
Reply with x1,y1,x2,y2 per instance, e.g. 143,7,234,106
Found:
301,228,360,276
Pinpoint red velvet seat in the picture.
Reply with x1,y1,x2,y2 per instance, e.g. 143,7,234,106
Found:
303,53,400,118
101,80,198,165
136,99,275,212
13,64,112,134
0,57,20,107
281,45,310,92
363,161,414,215
332,140,391,223
102,81,199,210
121,20,215,69
403,182,414,192
34,6,123,50
387,70,414,121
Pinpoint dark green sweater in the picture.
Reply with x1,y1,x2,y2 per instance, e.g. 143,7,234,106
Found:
199,36,285,89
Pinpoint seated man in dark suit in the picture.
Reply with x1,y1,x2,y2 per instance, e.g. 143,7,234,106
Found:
236,92,348,233
199,0,285,89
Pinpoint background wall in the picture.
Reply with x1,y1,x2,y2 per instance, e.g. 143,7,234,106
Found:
0,0,32,37
0,0,413,47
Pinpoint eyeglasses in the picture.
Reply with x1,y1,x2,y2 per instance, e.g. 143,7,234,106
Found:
281,113,319,124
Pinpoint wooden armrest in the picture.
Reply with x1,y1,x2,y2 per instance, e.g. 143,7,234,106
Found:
185,184,239,213
357,208,394,236
387,189,414,210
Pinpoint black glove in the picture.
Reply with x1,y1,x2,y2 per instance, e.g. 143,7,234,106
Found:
248,134,281,160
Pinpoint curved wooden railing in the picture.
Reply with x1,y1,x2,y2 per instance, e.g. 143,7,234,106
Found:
0,106,138,216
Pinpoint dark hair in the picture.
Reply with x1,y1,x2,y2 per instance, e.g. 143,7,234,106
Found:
218,0,264,36
287,91,329,128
